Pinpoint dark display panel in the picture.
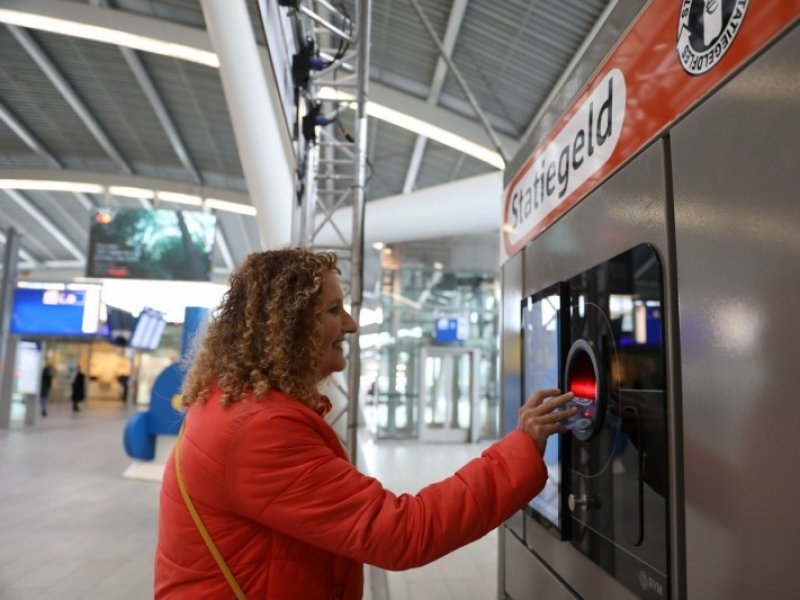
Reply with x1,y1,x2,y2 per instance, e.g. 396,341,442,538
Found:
566,244,669,599
86,208,216,281
521,284,568,538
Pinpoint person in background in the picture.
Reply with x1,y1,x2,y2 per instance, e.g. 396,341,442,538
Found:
70,368,86,412
39,364,54,417
117,374,129,403
155,247,576,599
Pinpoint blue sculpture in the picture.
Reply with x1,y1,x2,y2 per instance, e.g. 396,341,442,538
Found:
123,306,208,460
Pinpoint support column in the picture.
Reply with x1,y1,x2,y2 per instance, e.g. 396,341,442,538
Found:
346,0,371,466
200,0,294,249
0,228,20,429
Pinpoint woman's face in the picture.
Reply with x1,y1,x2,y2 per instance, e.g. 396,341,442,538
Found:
317,271,358,379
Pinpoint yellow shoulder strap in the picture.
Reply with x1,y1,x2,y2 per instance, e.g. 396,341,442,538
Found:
174,420,247,600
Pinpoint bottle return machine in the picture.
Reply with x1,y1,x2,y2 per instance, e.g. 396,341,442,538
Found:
499,2,800,598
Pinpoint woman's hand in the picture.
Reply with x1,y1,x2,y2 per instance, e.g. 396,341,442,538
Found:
518,389,577,454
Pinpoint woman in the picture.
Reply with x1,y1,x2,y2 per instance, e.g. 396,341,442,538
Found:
155,248,575,599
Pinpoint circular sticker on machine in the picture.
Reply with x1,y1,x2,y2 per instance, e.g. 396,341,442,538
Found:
677,0,750,75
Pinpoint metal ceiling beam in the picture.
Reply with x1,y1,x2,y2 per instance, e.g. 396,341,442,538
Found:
0,98,94,210
2,189,84,260
369,82,517,156
7,24,134,176
519,0,620,145
403,0,469,194
214,228,234,272
119,47,202,183
407,0,510,165
0,99,59,167
0,228,37,266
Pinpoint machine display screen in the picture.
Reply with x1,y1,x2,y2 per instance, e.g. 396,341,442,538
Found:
521,285,563,534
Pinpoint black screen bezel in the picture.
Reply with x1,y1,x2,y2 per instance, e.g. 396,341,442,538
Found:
520,281,570,540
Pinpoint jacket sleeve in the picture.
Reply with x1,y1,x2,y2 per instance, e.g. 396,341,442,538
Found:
227,410,547,570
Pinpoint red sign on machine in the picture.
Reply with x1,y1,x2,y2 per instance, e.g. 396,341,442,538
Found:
501,0,800,262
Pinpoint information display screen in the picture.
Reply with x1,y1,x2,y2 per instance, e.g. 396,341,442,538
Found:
129,307,167,351
434,316,468,343
522,284,565,535
86,208,216,281
11,284,101,337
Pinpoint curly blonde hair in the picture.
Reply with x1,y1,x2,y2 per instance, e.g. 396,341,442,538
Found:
182,247,339,409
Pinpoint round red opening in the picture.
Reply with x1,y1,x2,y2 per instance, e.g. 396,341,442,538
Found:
568,351,597,400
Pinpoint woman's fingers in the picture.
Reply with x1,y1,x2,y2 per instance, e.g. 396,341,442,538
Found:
530,391,575,415
522,388,562,410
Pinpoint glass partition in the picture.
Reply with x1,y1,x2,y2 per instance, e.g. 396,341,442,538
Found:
364,265,500,440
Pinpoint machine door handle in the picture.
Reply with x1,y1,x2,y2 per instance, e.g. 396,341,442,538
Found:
622,405,644,546
568,493,600,512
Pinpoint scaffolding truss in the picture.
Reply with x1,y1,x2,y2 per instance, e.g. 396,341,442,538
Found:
272,0,371,465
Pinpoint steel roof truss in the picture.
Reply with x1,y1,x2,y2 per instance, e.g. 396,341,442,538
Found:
2,189,84,260
7,24,134,175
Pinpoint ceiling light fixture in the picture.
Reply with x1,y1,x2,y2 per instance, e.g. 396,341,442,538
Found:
317,87,505,169
155,191,203,206
205,198,257,216
108,186,155,199
0,179,103,194
366,103,505,169
0,9,219,67
0,179,259,217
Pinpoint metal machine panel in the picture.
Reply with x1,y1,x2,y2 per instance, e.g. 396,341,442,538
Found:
503,532,579,600
670,25,800,598
511,140,678,599
521,141,670,297
523,515,638,600
501,251,525,544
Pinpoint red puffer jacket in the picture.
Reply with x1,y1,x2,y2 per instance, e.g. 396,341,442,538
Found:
155,389,546,599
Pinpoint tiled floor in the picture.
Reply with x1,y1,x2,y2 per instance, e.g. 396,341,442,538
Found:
0,401,158,599
0,399,498,599
360,437,497,600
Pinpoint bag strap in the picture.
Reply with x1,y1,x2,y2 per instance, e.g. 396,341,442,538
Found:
174,420,247,600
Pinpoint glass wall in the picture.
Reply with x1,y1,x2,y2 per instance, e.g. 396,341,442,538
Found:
362,263,500,441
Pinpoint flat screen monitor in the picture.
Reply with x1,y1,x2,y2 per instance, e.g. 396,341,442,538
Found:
522,283,567,538
11,283,102,337
86,208,216,281
105,306,135,347
129,307,166,351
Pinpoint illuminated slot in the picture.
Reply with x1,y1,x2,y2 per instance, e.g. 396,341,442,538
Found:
568,352,597,400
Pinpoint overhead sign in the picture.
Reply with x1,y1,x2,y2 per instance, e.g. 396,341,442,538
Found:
506,69,625,251
501,0,799,262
